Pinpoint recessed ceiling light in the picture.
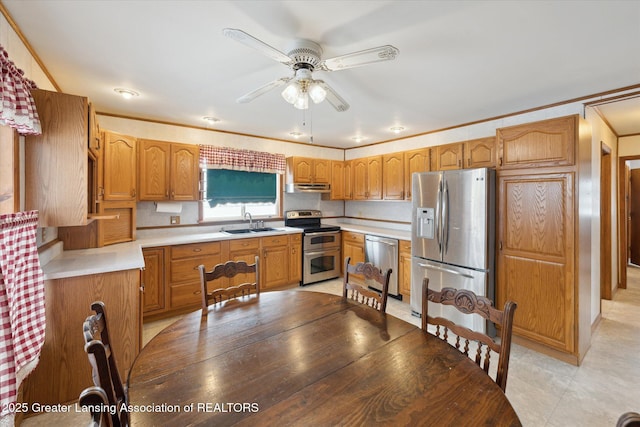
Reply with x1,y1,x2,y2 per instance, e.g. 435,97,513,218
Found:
113,88,139,99
390,126,405,134
203,116,220,123
289,132,303,138
351,136,366,143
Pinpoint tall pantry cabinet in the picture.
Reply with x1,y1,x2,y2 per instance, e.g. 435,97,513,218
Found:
495,114,592,366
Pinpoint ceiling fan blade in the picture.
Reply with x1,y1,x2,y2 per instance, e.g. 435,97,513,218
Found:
316,81,349,112
223,28,292,65
237,77,291,103
320,45,399,71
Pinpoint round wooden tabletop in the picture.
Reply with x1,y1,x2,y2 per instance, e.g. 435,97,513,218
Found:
127,290,521,426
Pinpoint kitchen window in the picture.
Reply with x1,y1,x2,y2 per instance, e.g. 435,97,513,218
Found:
201,168,281,221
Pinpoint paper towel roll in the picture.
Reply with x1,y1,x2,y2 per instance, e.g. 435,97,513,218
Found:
155,202,183,214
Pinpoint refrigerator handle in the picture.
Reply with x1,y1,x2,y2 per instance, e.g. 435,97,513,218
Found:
443,180,450,255
417,262,474,279
436,179,442,255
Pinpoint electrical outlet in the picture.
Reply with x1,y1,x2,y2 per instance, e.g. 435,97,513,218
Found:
170,216,180,225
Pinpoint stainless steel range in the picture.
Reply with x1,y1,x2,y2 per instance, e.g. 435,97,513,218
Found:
285,210,341,286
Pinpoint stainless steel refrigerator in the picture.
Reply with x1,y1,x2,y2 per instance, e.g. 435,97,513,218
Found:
410,168,495,333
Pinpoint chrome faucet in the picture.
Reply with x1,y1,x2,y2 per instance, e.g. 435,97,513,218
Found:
244,212,253,229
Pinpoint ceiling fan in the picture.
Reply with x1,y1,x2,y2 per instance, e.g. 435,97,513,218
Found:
223,28,399,112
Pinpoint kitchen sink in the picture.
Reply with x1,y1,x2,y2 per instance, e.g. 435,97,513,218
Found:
223,227,278,235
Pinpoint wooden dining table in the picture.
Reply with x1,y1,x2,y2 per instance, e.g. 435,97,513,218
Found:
127,290,521,426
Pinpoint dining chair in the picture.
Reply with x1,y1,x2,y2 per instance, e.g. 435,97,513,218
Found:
617,412,640,427
198,256,260,313
343,256,392,313
421,278,517,392
78,385,110,426
82,301,129,427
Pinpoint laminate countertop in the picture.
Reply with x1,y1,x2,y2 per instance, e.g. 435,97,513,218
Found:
40,222,411,281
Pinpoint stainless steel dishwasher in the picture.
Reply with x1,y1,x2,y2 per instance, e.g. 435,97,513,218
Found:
365,235,399,296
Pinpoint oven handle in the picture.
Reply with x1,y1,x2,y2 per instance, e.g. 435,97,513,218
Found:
304,231,340,237
304,249,340,257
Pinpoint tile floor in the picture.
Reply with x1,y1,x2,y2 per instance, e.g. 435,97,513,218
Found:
21,268,640,426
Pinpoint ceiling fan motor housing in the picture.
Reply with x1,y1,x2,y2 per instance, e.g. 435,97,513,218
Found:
287,40,323,71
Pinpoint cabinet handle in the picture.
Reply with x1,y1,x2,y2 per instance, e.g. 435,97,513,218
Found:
193,290,201,295
171,191,175,198
132,189,137,197
499,156,503,166
458,159,462,167
192,248,202,252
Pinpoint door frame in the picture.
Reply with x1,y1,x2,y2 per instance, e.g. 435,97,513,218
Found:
617,154,640,290
601,143,612,300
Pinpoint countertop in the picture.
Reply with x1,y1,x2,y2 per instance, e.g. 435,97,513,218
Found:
41,222,411,281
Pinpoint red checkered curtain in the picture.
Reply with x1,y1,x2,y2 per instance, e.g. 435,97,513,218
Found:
199,145,285,173
0,211,45,424
0,45,41,135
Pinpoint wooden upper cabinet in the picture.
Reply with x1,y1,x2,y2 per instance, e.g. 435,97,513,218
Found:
287,157,330,183
170,143,199,201
383,152,404,200
352,158,368,200
497,115,576,169
103,131,137,201
328,160,345,200
433,143,463,171
25,89,89,227
404,148,430,200
464,137,496,169
138,140,199,201
138,139,170,200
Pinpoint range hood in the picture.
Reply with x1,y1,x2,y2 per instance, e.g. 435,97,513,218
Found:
285,183,331,193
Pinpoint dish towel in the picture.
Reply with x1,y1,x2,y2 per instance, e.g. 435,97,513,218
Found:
0,211,45,426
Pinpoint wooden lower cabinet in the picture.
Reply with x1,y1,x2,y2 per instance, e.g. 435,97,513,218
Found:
143,233,304,320
262,235,290,289
342,231,365,284
142,247,166,315
21,269,141,409
169,241,223,310
398,240,412,298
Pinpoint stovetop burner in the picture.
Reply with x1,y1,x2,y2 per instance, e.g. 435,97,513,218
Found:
285,210,340,234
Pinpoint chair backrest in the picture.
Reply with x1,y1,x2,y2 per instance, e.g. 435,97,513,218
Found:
199,256,260,313
421,278,517,392
617,412,640,427
343,256,392,313
78,385,111,427
82,301,129,427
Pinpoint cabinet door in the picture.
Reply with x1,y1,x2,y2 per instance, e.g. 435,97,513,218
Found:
329,161,345,200
398,240,412,297
313,159,330,183
383,152,404,200
88,102,101,156
404,148,430,200
98,200,136,246
344,160,353,200
289,234,302,283
171,143,200,201
342,231,365,284
103,131,137,201
435,143,463,170
497,115,576,169
142,247,166,314
291,157,313,183
228,238,260,287
497,172,574,353
352,158,368,200
367,156,383,200
263,244,289,289
464,137,496,169
25,89,89,227
138,139,170,200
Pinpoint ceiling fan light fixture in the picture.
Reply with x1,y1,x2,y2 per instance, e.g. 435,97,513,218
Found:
309,82,326,104
293,92,309,110
281,83,300,104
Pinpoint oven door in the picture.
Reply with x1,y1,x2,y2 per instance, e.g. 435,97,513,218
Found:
304,231,341,251
303,247,341,285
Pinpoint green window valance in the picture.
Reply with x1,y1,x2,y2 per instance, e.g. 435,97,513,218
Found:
206,169,276,207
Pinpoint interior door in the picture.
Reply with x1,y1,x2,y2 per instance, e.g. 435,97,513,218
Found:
629,168,640,266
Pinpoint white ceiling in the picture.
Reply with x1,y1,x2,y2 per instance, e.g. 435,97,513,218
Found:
3,0,640,148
